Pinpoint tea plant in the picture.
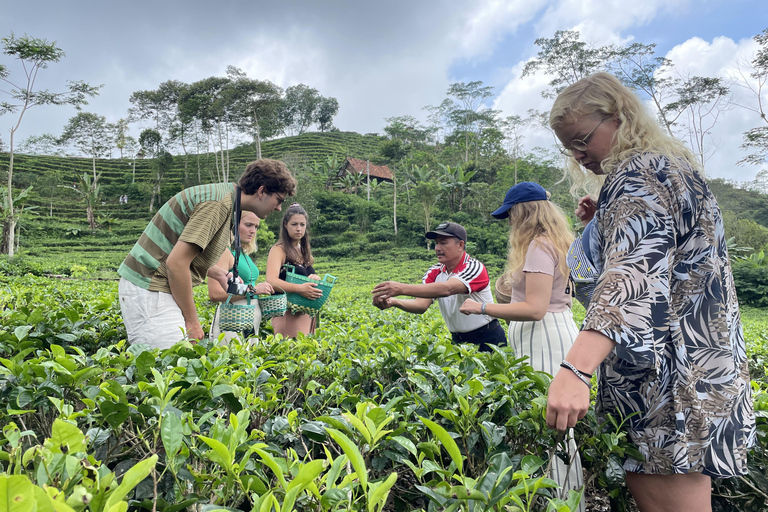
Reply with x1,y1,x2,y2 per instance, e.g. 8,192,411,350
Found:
0,257,766,511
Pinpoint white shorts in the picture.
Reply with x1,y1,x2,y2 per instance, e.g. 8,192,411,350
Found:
119,277,187,349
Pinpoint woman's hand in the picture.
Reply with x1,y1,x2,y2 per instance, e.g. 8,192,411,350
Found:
546,368,591,431
251,282,274,296
308,274,321,280
575,195,597,226
459,299,482,315
299,281,323,300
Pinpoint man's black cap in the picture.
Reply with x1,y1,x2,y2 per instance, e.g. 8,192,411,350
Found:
425,221,467,243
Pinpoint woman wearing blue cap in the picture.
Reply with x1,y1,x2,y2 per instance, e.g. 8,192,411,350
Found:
460,181,584,510
547,73,753,512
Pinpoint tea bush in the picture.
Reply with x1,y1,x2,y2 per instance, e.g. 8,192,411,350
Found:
0,257,766,511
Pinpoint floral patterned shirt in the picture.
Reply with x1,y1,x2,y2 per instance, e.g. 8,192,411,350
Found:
582,152,755,477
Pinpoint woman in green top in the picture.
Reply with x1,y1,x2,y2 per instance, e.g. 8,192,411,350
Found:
209,211,274,343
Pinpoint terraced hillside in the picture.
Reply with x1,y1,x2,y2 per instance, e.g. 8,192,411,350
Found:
1,131,385,264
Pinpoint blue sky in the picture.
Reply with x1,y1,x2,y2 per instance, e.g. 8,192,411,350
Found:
449,0,768,103
1,0,766,183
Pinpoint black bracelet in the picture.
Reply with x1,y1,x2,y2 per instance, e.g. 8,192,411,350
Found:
560,360,593,388
560,360,592,379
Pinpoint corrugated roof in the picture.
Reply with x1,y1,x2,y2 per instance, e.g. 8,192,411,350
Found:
344,157,393,181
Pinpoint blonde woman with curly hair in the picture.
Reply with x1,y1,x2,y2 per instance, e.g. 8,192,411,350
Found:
546,72,754,512
460,182,584,510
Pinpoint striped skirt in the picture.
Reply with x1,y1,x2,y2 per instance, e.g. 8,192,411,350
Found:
508,310,586,511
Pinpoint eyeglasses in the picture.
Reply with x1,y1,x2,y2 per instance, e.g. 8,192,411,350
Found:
273,191,286,206
559,118,605,156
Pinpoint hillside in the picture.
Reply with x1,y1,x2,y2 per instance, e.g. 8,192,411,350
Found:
0,131,385,265
1,131,384,219
1,130,767,272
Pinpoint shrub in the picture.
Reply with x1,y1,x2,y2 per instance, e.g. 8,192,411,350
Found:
732,260,768,307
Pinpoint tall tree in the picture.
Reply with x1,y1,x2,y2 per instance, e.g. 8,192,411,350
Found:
608,42,680,135
412,181,441,250
60,172,100,229
138,128,169,212
112,118,130,158
178,76,236,182
501,115,526,184
123,135,140,183
314,96,339,132
59,112,113,185
438,163,475,212
0,32,100,256
732,28,768,166
279,84,322,135
522,30,613,98
663,76,732,171
226,66,284,159
445,81,495,163
18,133,64,156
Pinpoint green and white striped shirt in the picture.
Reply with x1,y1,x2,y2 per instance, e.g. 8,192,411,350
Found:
118,183,235,293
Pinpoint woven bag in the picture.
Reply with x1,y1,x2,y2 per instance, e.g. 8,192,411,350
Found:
257,285,287,320
494,273,512,305
284,265,338,316
219,294,258,332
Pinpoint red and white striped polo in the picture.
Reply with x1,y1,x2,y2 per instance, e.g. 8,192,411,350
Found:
422,252,495,333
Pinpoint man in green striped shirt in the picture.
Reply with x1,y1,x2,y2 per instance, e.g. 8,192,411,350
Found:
118,159,297,348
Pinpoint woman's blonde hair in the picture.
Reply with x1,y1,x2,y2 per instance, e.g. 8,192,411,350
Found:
549,72,699,198
504,199,574,283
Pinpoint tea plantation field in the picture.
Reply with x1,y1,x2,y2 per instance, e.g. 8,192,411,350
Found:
0,255,766,512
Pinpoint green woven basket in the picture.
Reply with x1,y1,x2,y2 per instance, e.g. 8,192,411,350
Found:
219,295,257,332
284,265,337,316
257,285,287,320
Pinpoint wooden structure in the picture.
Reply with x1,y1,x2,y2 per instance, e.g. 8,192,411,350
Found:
340,157,394,182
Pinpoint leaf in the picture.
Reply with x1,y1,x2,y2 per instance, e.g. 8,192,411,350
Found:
101,380,127,404
13,326,32,342
253,446,287,489
419,416,463,474
0,474,36,512
287,460,325,492
134,351,156,381
104,455,157,511
50,419,86,454
300,421,327,442
342,411,372,444
98,401,129,431
198,436,233,473
390,436,417,457
321,488,348,509
520,455,545,476
161,411,183,459
368,473,397,512
325,427,369,491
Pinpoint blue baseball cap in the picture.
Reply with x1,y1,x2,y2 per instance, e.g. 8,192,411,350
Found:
491,182,548,219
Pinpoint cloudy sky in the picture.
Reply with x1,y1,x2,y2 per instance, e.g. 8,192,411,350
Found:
2,0,767,183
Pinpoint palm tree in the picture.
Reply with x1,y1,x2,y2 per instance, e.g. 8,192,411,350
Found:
438,163,475,212
60,173,101,229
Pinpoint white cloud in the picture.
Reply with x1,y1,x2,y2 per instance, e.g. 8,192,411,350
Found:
493,61,557,151
662,36,765,181
535,0,690,42
456,0,548,58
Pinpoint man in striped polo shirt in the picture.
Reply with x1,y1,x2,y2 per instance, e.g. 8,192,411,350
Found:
118,159,297,348
371,222,506,352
